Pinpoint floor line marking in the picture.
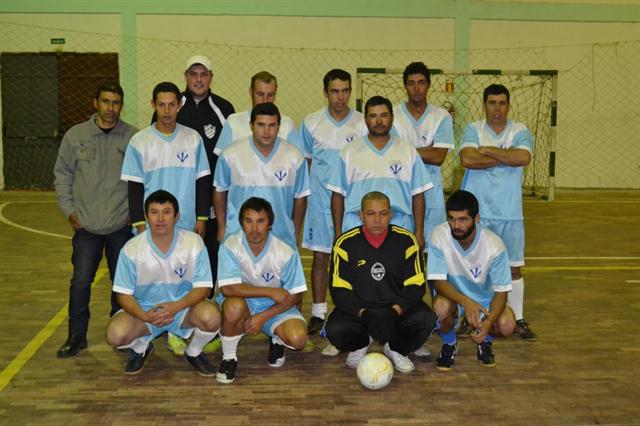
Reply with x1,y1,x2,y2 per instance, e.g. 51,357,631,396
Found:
0,202,71,240
0,268,108,392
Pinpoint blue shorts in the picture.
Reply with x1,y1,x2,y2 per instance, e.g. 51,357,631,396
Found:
302,208,333,253
217,295,305,336
480,218,525,267
113,307,194,344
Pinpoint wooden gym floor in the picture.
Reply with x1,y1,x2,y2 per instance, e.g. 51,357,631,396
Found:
0,190,638,425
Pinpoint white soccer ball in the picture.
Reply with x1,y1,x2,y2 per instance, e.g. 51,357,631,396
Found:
356,352,394,390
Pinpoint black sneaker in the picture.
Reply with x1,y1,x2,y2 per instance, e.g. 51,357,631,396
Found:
267,337,286,367
216,359,237,384
436,342,458,371
476,341,496,367
456,318,472,337
185,352,216,377
124,342,154,375
515,319,537,341
307,316,324,335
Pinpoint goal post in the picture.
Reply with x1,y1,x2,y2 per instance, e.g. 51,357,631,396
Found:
356,68,558,200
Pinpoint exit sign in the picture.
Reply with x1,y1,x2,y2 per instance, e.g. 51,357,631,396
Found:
50,38,66,45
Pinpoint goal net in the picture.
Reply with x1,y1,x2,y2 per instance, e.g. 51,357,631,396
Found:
356,68,557,200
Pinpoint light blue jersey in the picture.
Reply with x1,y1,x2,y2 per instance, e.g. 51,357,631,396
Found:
300,107,367,252
459,120,534,220
327,135,433,232
214,110,302,154
113,228,213,312
214,137,310,248
121,124,210,231
427,222,511,308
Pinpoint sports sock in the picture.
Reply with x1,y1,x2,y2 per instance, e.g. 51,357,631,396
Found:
220,334,242,360
439,328,457,345
118,336,150,354
186,328,218,357
508,278,525,320
311,302,327,319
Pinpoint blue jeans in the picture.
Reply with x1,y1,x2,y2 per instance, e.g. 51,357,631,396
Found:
68,226,131,336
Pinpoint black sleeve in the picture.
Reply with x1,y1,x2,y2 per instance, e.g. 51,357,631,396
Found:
328,243,363,318
128,181,145,224
396,238,426,313
195,174,212,219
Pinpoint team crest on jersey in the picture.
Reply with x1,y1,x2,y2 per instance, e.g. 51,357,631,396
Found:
421,134,434,146
469,264,482,279
204,124,217,139
370,262,385,281
176,151,189,163
389,161,403,176
174,267,187,278
262,272,275,283
345,135,356,144
274,168,288,182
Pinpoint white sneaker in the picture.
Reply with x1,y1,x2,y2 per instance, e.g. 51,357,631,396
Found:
321,343,340,356
345,345,370,368
412,345,432,358
383,343,415,373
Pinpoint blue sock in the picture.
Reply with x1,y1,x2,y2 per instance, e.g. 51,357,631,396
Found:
484,335,494,343
439,328,457,345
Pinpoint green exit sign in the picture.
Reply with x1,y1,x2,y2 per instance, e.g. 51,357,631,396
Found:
50,38,66,45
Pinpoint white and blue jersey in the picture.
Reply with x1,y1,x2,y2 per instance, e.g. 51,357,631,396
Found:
214,137,310,248
427,222,511,308
300,107,368,252
459,120,534,220
214,110,302,154
217,232,307,330
113,228,213,312
121,124,210,231
327,135,433,232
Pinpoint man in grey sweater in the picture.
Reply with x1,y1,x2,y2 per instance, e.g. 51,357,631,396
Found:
53,82,137,358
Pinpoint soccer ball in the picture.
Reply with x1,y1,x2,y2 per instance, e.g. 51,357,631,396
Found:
356,352,394,390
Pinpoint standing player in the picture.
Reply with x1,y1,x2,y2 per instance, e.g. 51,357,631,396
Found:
106,190,221,376
214,102,309,249
216,197,308,384
327,96,432,249
214,71,301,153
122,81,212,355
428,190,515,369
459,84,536,340
53,82,137,358
300,69,368,335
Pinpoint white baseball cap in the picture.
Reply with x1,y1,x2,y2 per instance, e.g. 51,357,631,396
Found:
185,55,212,71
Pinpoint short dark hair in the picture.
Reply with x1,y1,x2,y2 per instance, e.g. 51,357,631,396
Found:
364,96,393,117
250,71,277,91
360,191,390,211
483,84,510,103
446,190,479,218
95,82,124,101
323,69,351,91
403,62,431,86
250,102,281,124
152,81,182,102
144,190,179,216
239,197,274,227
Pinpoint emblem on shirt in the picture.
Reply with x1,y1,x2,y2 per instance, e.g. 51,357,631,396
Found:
345,135,356,144
204,124,217,139
262,272,275,282
421,134,434,147
357,259,366,267
177,151,189,163
469,264,482,279
274,168,288,182
389,161,403,175
174,267,187,278
371,262,385,281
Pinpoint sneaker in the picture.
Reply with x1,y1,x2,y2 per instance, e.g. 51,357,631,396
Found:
412,345,432,358
203,336,221,354
307,316,325,335
383,343,415,373
124,342,154,375
456,317,472,337
436,342,458,371
267,337,285,368
303,339,315,353
476,341,496,367
166,333,187,356
321,343,340,357
185,352,217,377
216,358,237,384
345,345,369,368
515,319,537,341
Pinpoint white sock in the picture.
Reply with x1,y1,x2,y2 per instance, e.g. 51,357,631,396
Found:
221,334,243,360
118,336,150,354
311,302,328,319
186,328,218,357
508,278,525,320
272,333,298,350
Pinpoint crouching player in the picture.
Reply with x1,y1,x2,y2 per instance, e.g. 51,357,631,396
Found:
216,197,308,384
428,190,515,370
106,190,221,376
